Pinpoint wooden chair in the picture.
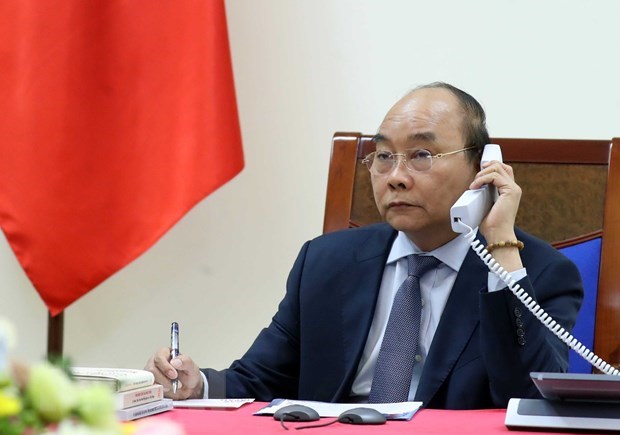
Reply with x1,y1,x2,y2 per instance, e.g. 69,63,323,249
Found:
323,132,620,373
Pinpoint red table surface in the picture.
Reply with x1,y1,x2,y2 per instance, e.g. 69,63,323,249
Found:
144,402,585,435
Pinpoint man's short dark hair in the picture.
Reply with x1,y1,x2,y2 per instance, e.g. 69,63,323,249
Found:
414,82,490,165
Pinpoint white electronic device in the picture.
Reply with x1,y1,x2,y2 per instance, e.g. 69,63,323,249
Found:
505,372,620,431
505,398,620,432
450,144,502,233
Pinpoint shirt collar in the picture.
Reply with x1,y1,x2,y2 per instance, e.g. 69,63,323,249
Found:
386,230,474,272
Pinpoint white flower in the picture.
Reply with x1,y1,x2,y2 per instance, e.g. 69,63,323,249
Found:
27,362,78,422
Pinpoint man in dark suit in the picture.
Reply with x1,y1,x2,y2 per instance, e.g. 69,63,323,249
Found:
145,82,583,409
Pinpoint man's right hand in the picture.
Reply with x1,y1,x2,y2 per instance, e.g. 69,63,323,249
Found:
144,347,204,400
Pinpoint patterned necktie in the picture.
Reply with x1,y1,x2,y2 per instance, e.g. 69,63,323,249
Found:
368,254,441,403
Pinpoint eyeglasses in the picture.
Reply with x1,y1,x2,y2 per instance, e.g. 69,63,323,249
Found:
362,146,476,175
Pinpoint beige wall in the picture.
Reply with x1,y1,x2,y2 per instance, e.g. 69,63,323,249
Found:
2,0,620,371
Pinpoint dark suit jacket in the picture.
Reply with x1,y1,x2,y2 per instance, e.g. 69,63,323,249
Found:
204,223,584,409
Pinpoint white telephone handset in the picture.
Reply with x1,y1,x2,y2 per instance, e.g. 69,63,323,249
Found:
450,144,503,233
450,144,619,376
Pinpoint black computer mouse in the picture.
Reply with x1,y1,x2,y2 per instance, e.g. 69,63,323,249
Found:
338,407,387,425
273,404,320,422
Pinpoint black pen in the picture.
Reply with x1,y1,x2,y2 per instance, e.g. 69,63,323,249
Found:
170,322,179,394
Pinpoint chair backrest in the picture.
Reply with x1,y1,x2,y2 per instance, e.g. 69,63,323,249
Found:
323,132,620,373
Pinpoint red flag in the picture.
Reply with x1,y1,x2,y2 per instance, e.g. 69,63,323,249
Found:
0,1,243,315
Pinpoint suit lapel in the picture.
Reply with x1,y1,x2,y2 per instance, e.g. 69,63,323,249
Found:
331,224,396,401
414,245,488,405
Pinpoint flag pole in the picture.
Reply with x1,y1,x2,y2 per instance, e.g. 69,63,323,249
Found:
47,311,63,360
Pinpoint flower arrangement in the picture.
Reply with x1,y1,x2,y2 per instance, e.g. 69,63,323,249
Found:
0,317,184,435
0,316,122,434
0,360,123,434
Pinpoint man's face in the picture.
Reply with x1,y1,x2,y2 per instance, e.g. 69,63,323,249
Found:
371,87,478,250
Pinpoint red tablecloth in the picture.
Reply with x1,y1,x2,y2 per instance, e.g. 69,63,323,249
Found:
144,402,584,435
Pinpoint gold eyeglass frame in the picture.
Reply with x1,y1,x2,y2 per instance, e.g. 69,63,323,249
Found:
362,146,476,174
